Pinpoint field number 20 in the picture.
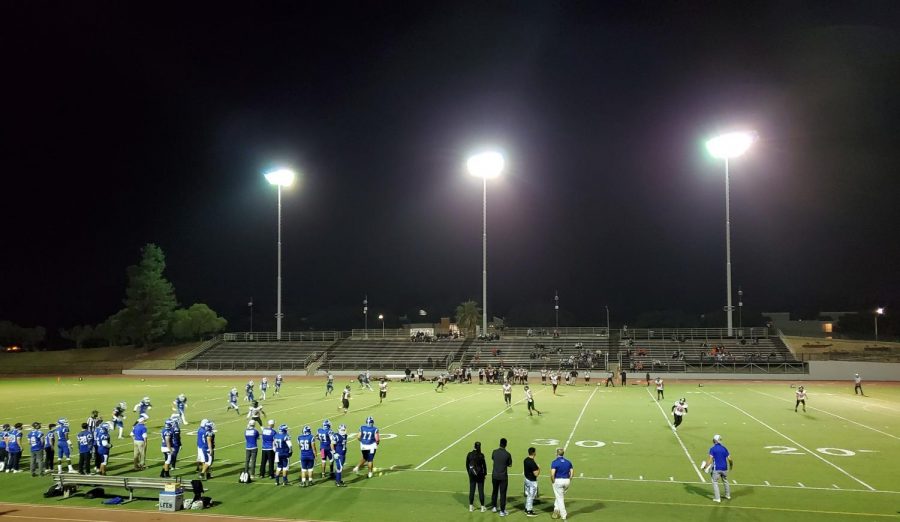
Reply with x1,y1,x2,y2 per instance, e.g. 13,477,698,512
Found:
765,445,856,457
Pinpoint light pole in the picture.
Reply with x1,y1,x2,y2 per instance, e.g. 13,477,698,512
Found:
738,287,743,333
378,314,385,338
467,150,505,338
363,295,369,339
875,307,885,345
265,168,296,341
605,305,610,335
706,131,756,337
554,291,559,331
248,298,254,334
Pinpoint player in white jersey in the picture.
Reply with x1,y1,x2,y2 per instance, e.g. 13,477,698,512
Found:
550,372,559,395
340,385,351,414
525,386,541,416
671,398,688,430
655,377,664,400
378,379,388,404
247,401,266,427
541,368,548,385
502,382,512,407
794,386,807,412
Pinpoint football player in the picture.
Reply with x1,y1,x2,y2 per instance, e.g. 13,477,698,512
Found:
134,397,152,418
173,394,188,424
353,416,380,479
27,421,45,476
6,423,23,472
502,381,512,407
317,420,333,479
273,424,293,485
378,379,388,404
260,419,277,479
297,425,317,487
330,424,349,486
274,374,283,396
525,386,542,416
96,422,112,475
245,380,255,402
260,377,269,400
160,419,174,477
244,420,260,478
227,387,240,414
550,372,559,395
75,422,93,475
196,419,213,480
112,402,127,438
671,398,688,430
55,418,75,473
168,413,182,469
655,377,665,400
326,372,334,396
340,385,351,414
0,423,9,472
795,385,808,413
247,401,266,427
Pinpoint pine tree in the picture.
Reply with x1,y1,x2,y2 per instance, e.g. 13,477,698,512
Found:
122,243,177,346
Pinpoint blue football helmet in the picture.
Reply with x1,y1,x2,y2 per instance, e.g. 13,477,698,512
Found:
303,425,312,435
323,419,331,430
279,424,289,433
366,416,375,426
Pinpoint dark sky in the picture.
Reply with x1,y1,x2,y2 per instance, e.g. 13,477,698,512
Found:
3,1,899,334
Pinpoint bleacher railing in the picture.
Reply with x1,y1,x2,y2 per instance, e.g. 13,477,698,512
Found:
502,327,610,337
223,331,346,342
350,328,411,339
174,335,223,369
619,327,768,340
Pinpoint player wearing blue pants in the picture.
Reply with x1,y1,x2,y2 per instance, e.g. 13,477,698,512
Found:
330,424,348,487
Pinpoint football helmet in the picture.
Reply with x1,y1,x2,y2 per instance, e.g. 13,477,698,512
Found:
279,424,289,433
366,416,375,426
338,424,347,435
323,419,331,430
303,425,312,435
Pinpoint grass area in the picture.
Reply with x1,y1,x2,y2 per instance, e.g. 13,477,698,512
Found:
1,376,898,521
0,343,201,374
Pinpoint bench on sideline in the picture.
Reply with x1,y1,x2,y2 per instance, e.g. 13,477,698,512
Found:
52,473,182,501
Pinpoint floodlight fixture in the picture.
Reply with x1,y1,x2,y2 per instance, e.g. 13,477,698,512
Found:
706,131,757,159
467,151,505,179
265,168,296,187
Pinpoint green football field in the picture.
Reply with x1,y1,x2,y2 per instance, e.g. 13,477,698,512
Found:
1,375,898,521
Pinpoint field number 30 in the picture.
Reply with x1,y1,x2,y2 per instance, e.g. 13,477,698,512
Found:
765,445,856,457
532,438,606,448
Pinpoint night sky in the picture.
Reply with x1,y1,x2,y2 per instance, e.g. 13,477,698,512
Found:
4,2,899,336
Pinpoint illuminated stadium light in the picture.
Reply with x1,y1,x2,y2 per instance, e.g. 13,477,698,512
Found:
467,151,505,179
265,167,298,340
467,149,505,338
264,168,296,187
705,131,756,159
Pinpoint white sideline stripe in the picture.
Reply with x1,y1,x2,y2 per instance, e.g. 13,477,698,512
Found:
405,468,900,495
414,390,539,470
645,388,706,483
751,389,900,441
704,392,876,491
563,387,598,451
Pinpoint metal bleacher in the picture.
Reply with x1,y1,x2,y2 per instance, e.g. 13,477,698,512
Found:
178,340,336,371
320,338,465,371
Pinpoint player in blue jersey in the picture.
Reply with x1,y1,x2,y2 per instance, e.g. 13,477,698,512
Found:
274,374,283,396
160,419,174,477
168,414,182,470
92,421,105,473
260,377,268,400
227,387,240,414
317,420,333,479
0,423,9,472
5,423,24,472
352,416,380,479
28,422,45,476
96,423,112,475
326,372,334,396
76,423,94,475
330,424,348,486
245,380,255,403
134,397,152,419
273,424,293,485
259,419,276,479
111,402,127,439
297,425,317,487
173,394,188,425
196,419,214,480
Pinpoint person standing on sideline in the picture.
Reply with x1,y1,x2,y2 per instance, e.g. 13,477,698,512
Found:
523,447,540,517
490,438,512,516
259,419,276,479
854,373,864,396
76,422,93,475
243,421,260,478
550,448,574,520
655,377,665,400
702,434,733,502
671,398,688,430
160,419,174,478
645,372,651,387
27,422,45,476
465,441,488,512
130,417,148,471
795,386,808,412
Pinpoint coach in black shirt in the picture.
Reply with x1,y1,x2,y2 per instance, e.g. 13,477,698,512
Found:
523,447,540,517
490,438,512,516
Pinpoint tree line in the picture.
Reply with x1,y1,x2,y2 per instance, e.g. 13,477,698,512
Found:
0,243,226,350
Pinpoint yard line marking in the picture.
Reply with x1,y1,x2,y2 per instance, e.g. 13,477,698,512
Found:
414,389,539,470
705,392,876,491
752,389,900,440
799,482,805,487
382,392,481,431
764,480,770,486
833,484,840,489
645,388,706,482
563,387,598,451
836,396,900,415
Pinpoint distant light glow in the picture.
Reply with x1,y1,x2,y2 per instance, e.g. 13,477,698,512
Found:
467,151,505,179
876,307,885,315
378,314,384,320
264,168,296,187
706,131,757,160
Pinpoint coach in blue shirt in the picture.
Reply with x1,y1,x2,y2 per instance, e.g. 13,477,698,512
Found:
131,417,148,470
703,434,733,502
550,448,574,520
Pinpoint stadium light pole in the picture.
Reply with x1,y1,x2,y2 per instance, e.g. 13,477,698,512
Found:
605,305,610,335
363,295,369,339
265,168,296,341
378,314,385,338
705,131,756,337
554,291,559,331
248,298,254,334
875,307,885,345
467,150,505,338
